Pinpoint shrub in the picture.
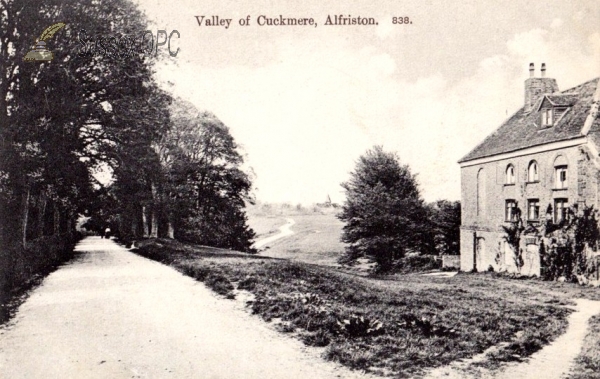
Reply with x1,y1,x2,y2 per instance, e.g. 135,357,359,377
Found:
0,232,81,324
336,314,384,338
204,272,235,297
396,314,459,338
393,255,441,274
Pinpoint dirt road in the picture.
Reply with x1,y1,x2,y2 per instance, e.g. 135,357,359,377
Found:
0,237,374,379
253,218,295,249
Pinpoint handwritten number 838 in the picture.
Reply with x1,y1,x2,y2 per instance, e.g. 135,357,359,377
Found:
392,17,411,24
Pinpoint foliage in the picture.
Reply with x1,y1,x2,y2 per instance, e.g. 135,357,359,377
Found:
133,238,572,378
541,205,600,282
156,102,256,251
427,200,461,255
336,315,384,338
1,232,81,325
396,314,459,338
501,203,525,273
392,255,442,274
338,146,431,271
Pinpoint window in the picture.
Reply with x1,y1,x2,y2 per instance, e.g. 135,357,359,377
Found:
542,108,553,127
505,200,517,222
555,166,567,189
527,161,539,182
505,164,515,185
554,198,568,223
528,199,540,221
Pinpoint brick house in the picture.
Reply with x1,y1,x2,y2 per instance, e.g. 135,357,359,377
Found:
459,63,600,275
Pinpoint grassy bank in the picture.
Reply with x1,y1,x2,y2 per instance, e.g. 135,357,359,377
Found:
133,238,575,378
0,233,81,325
567,315,600,379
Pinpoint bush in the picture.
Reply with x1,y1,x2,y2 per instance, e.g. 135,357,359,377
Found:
336,314,384,338
0,232,81,324
204,273,235,297
393,255,441,274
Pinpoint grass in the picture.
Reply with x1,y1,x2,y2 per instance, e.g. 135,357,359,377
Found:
249,213,346,266
246,215,287,240
568,315,600,379
133,238,577,378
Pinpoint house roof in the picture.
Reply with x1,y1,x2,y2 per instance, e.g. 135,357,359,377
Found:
544,94,579,108
459,77,600,163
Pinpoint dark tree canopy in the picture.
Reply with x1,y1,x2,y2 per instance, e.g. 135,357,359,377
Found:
338,146,430,271
427,200,461,255
0,0,256,252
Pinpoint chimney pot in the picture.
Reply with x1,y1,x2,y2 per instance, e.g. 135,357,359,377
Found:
524,62,558,111
529,63,535,78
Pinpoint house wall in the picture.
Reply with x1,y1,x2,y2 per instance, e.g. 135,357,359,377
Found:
459,143,599,274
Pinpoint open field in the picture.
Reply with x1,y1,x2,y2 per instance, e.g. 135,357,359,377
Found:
132,238,590,378
248,207,346,266
247,215,288,240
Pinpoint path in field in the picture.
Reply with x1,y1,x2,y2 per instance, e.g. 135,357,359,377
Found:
0,236,376,379
422,298,600,379
253,218,295,249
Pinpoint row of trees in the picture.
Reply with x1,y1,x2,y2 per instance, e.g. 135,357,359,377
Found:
338,146,460,271
96,99,255,251
0,0,255,258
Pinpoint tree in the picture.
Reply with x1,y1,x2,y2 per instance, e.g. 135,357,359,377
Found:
427,200,461,255
0,0,160,248
338,146,430,271
161,101,255,251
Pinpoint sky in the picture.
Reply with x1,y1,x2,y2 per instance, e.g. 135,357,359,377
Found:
136,0,600,205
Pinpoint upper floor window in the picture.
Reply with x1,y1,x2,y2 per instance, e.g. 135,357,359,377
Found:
541,108,553,127
505,164,515,185
555,166,567,189
527,161,538,182
505,200,518,222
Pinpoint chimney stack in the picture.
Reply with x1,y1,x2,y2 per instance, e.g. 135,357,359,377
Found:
541,63,546,78
524,63,558,112
529,63,534,78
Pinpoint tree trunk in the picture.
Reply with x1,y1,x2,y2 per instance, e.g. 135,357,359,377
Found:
66,214,73,234
167,212,174,239
37,191,47,237
142,205,149,237
131,210,138,238
151,209,158,238
21,185,30,248
53,203,60,235
150,181,159,238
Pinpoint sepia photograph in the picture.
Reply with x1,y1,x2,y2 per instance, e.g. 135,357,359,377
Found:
1,0,599,378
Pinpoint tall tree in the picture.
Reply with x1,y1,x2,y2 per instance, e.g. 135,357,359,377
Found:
427,200,461,255
161,100,255,251
338,146,430,271
0,0,162,247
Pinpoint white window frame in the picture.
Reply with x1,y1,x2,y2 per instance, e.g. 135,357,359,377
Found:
505,200,517,222
542,108,553,127
554,198,568,223
527,199,540,221
527,161,538,182
555,165,567,189
505,164,515,185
